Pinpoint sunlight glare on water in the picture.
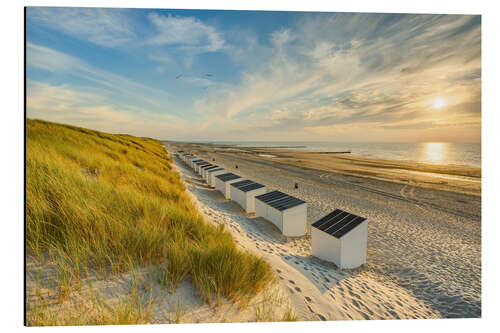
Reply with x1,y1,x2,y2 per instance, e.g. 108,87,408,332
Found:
421,142,448,164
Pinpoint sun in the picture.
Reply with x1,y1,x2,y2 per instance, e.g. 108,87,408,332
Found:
432,97,447,109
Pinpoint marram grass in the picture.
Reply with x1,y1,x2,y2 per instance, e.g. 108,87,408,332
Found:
26,119,275,325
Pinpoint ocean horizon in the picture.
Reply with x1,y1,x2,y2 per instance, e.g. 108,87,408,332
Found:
199,141,481,168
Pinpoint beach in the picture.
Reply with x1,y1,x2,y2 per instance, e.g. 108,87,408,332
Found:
166,142,481,319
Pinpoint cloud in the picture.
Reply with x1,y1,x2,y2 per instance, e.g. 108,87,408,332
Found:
26,42,85,72
270,28,296,49
27,81,186,139
27,7,135,47
26,10,481,142
182,76,215,87
192,13,481,141
147,13,224,52
26,42,172,111
27,8,225,70
148,54,174,64
144,13,226,69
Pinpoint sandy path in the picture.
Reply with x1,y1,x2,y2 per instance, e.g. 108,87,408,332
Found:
172,154,443,320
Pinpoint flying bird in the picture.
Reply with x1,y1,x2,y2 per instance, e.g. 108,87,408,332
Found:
176,74,183,79
203,73,214,77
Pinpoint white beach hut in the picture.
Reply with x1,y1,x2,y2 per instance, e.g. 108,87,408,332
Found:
184,155,196,166
311,209,368,269
206,167,225,186
184,154,194,164
198,163,213,176
194,160,210,174
201,165,218,180
229,180,267,213
255,190,307,237
190,157,202,169
215,173,242,199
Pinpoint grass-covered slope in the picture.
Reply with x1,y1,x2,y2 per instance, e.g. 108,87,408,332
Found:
26,119,275,322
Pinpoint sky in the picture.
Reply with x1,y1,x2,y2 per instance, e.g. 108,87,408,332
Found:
26,7,481,142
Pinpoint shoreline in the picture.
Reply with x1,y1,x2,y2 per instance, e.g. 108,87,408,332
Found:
165,142,481,196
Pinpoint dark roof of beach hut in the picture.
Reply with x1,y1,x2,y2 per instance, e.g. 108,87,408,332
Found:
216,173,241,182
311,209,367,238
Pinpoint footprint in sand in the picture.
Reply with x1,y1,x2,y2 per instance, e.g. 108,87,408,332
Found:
295,287,302,293
317,314,327,321
360,312,370,320
289,280,295,284
305,296,313,303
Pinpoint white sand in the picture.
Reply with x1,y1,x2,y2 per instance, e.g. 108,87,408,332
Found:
26,254,293,324
174,157,441,320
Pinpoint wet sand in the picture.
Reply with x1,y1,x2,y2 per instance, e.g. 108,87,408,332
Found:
166,142,481,319
176,143,481,196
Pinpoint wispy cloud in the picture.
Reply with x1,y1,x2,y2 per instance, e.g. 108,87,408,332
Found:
27,7,135,47
26,42,172,111
193,13,481,141
270,28,296,49
146,13,225,68
148,54,174,64
25,9,481,142
147,13,224,52
27,80,186,139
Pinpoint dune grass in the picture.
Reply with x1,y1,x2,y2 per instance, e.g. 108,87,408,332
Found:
26,119,275,325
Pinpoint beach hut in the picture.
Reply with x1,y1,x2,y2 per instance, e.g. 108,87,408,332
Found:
196,162,209,175
255,190,307,237
206,167,226,186
194,160,210,174
215,173,242,199
201,165,219,180
311,209,368,269
182,154,191,163
186,156,200,168
230,180,267,213
190,158,202,169
198,163,213,176
188,157,197,168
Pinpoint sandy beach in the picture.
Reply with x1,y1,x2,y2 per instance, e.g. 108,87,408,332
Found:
166,142,481,320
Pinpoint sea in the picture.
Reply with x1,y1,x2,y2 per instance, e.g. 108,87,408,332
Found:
206,141,481,168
